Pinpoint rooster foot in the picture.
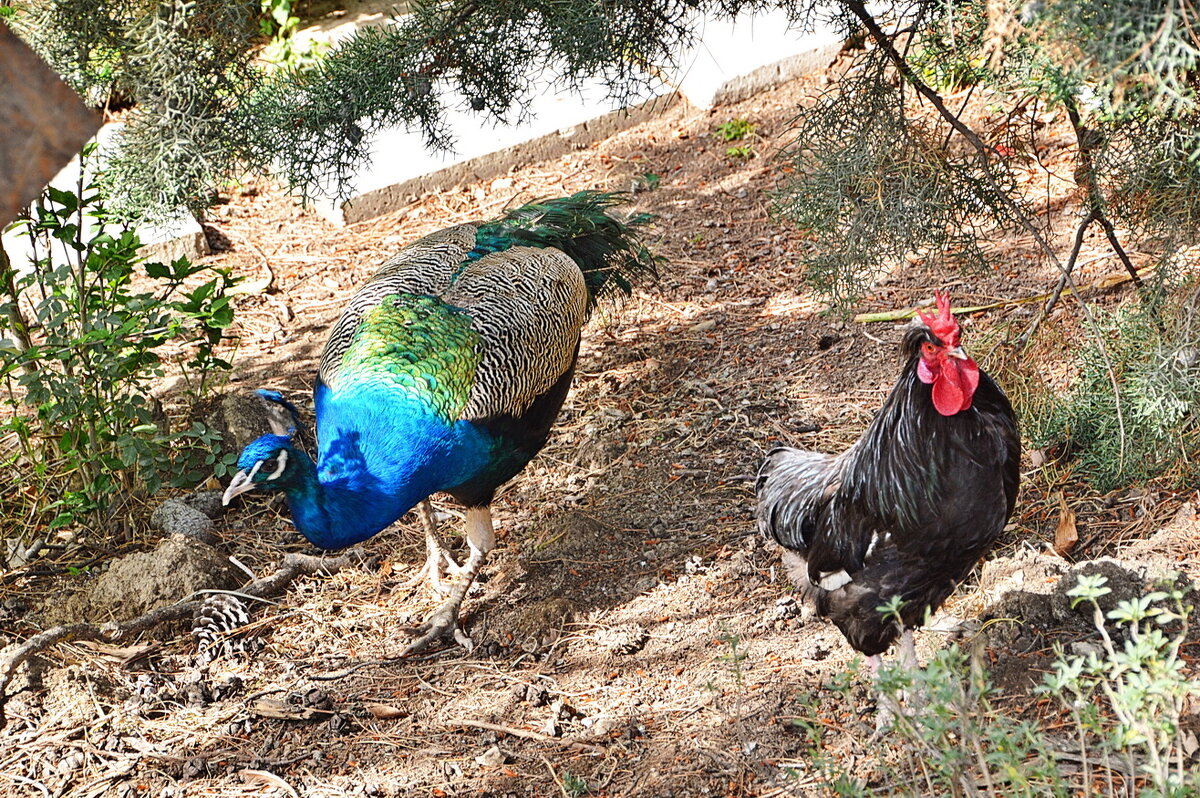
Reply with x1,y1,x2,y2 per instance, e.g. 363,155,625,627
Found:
869,698,897,741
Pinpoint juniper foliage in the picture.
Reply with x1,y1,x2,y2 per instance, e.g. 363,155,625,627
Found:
10,0,1199,240
775,0,1200,303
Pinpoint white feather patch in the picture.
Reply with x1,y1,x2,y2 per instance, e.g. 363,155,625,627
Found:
266,449,288,481
817,570,852,590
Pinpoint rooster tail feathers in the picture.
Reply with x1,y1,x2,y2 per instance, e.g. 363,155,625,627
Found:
480,191,659,310
755,446,837,552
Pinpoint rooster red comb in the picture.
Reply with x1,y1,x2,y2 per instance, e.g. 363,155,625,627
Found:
917,291,961,347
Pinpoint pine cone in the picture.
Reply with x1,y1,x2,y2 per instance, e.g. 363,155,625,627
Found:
192,593,257,664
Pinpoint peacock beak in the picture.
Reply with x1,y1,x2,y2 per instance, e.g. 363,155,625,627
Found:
222,470,256,505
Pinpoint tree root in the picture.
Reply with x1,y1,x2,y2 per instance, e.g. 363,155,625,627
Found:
0,548,368,728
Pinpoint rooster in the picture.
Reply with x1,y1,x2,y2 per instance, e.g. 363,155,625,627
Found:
756,293,1020,674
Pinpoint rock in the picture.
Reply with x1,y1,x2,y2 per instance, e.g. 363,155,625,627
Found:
183,491,227,519
205,391,282,454
55,535,240,625
475,745,506,768
595,623,649,656
152,499,217,544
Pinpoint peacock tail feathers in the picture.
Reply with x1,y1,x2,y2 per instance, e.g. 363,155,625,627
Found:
471,191,658,308
327,294,481,422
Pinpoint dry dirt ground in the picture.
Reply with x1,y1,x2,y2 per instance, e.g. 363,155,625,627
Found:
3,54,1200,798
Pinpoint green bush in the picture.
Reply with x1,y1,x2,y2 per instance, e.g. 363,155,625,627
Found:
1043,573,1199,797
1028,283,1200,491
0,161,238,546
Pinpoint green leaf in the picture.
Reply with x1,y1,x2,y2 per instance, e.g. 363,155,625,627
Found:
46,186,79,213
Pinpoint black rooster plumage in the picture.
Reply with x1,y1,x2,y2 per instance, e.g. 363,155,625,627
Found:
755,293,1020,669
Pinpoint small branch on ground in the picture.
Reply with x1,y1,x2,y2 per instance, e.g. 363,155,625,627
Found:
0,548,368,727
446,718,607,755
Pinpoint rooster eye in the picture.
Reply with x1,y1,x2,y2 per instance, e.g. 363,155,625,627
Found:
921,342,938,357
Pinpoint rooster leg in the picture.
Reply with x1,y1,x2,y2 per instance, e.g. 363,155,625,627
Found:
404,500,458,596
899,629,918,669
864,654,897,737
402,505,495,655
898,629,927,711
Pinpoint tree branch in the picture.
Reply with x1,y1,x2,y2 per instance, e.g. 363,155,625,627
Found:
840,0,1065,272
1063,96,1142,286
1016,209,1098,349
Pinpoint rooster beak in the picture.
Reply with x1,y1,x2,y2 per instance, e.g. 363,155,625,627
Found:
222,470,256,505
946,346,968,360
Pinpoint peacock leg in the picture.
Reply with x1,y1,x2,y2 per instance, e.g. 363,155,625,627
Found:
406,500,475,596
402,505,495,654
405,500,450,595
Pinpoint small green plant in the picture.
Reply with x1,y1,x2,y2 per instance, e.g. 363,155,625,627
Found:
789,579,1200,796
725,144,753,158
715,118,756,141
716,628,749,686
634,172,660,191
1041,573,1200,796
259,0,328,71
561,770,589,797
0,159,239,544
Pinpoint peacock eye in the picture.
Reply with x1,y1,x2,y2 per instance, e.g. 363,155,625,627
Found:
261,449,289,480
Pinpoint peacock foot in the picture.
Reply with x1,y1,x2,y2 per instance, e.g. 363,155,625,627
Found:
401,584,474,655
405,544,469,597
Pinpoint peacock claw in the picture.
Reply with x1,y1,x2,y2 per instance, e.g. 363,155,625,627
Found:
400,594,465,655
405,548,465,597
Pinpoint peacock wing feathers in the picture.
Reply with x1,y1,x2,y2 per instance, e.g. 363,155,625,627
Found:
444,246,586,422
318,225,478,386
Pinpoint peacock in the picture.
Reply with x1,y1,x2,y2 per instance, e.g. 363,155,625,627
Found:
222,192,657,652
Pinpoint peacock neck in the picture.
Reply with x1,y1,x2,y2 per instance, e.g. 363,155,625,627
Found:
282,386,492,550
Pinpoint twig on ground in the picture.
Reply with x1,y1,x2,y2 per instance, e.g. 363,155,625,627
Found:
445,718,607,755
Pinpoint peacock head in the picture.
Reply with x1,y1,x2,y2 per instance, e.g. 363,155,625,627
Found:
222,434,302,505
913,291,980,416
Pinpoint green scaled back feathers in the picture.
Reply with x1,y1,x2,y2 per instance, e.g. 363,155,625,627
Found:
472,191,659,310
336,294,481,423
